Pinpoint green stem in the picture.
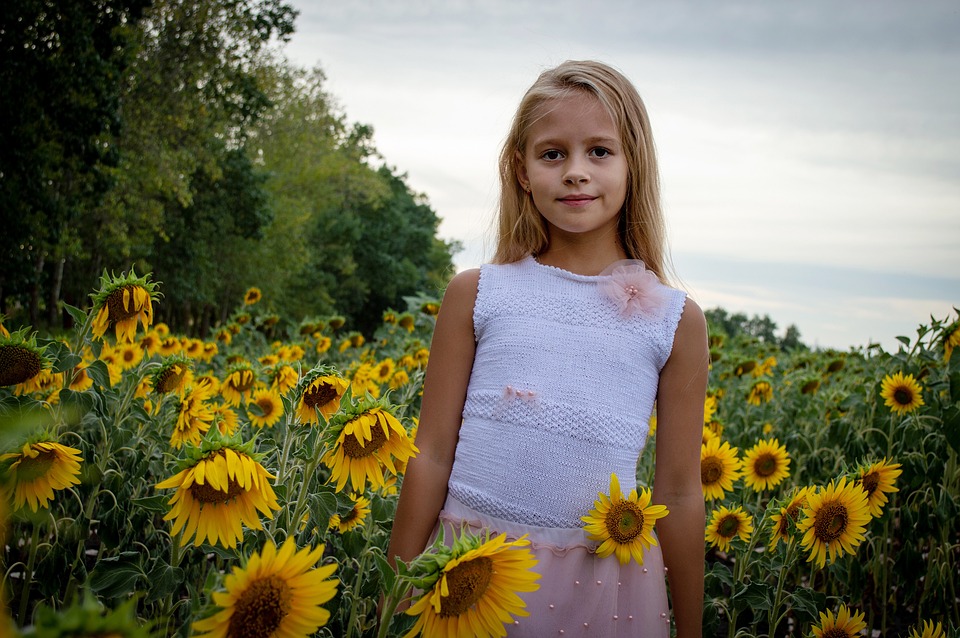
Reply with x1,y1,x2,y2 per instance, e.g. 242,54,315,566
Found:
17,524,41,624
287,452,323,535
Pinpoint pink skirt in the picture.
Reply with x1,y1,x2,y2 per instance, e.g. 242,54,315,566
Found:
435,495,671,637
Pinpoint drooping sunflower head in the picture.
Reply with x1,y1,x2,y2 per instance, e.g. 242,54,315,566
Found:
243,286,262,306
192,537,338,637
321,399,418,493
221,363,257,407
880,371,924,416
156,439,281,548
295,365,349,426
855,458,902,517
1,440,83,512
266,363,299,396
801,378,821,395
404,529,541,638
0,327,51,387
746,380,774,406
420,300,440,316
170,382,218,449
581,473,669,565
797,477,872,568
742,438,791,492
700,438,742,501
811,603,867,638
734,360,757,377
90,268,161,343
768,486,812,550
328,315,346,330
705,505,754,552
151,356,194,397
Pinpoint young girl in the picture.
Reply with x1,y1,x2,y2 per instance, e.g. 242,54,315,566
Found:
388,60,707,637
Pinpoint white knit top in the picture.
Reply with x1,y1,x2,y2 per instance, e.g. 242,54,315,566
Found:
446,256,687,530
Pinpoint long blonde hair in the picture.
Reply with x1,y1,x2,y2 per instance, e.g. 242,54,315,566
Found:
493,60,673,283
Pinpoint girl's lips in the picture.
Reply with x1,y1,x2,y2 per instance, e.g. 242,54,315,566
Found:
558,195,596,206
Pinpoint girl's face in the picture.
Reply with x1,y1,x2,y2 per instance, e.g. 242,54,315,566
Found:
517,92,628,244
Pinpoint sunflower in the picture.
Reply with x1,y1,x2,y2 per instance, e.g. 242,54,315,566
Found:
138,330,163,356
315,336,332,354
855,458,902,517
908,620,946,638
944,322,960,362
221,364,256,407
158,336,182,356
734,360,756,376
389,369,411,390
350,362,380,398
68,362,94,392
798,477,871,568
214,327,233,345
296,371,349,426
14,368,63,399
2,441,83,512
404,531,540,638
267,364,299,395
581,473,668,564
703,394,718,423
213,404,239,436
247,388,283,429
242,287,262,306
742,438,791,492
156,445,281,548
700,439,742,501
746,380,773,406
0,328,50,387
880,371,924,415
801,378,821,395
705,505,753,552
329,494,371,533
117,342,144,370
192,537,338,637
170,383,217,449
322,403,418,493
811,604,866,638
398,313,416,332
278,345,305,363
90,268,160,343
374,358,395,385
183,338,205,359
769,487,812,550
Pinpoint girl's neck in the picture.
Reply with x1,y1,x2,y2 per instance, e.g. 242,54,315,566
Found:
534,241,628,277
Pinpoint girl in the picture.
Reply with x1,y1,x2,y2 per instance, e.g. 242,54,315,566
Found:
388,60,707,637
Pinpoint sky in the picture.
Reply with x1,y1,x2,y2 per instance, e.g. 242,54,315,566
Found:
281,0,959,351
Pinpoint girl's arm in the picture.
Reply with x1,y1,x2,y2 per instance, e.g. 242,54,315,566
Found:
386,268,480,567
653,297,709,638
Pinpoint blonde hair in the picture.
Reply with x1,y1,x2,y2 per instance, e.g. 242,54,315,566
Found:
493,60,673,283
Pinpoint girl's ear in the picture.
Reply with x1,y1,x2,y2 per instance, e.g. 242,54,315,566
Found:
515,150,529,192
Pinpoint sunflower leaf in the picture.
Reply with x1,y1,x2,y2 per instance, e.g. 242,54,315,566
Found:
372,549,397,592
62,302,88,327
731,580,772,612
145,563,184,603
88,554,143,598
942,405,960,454
786,587,826,624
86,359,111,389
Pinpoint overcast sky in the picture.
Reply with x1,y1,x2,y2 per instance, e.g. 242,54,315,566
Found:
282,0,959,350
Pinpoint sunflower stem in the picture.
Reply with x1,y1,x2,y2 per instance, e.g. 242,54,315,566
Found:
287,450,323,535
767,538,796,636
17,523,41,623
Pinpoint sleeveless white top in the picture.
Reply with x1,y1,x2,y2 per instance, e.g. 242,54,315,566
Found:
447,256,687,530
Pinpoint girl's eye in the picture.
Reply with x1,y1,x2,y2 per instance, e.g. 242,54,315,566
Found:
591,147,611,158
541,150,563,161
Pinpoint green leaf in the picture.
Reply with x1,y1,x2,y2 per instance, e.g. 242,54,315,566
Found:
145,563,185,603
62,302,88,327
896,335,911,347
705,561,734,589
373,549,397,592
731,580,772,612
308,491,338,527
787,587,825,623
132,494,170,514
86,359,111,388
88,554,143,598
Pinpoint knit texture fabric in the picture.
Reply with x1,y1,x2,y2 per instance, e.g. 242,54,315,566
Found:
447,256,688,529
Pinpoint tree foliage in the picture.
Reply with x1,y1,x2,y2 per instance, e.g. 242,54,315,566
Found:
705,307,806,351
1,0,456,336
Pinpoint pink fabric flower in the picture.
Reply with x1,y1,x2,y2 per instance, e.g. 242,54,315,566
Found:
599,260,669,318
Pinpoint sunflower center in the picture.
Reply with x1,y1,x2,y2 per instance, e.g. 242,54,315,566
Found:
605,501,645,543
701,457,724,485
16,450,58,482
813,502,848,541
439,556,493,618
256,396,277,416
893,388,912,405
227,575,292,638
105,286,142,322
0,345,42,386
860,473,879,497
754,453,777,477
342,425,388,459
190,476,245,504
304,382,338,409
341,506,360,525
821,629,850,638
718,514,740,539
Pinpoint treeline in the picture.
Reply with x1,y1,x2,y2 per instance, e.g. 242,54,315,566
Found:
0,0,456,337
704,307,805,351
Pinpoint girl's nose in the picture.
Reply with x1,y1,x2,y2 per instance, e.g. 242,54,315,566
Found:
563,159,590,185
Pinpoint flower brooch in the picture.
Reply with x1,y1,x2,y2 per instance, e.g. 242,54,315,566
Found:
599,260,669,319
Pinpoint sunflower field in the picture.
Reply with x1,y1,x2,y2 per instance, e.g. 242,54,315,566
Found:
0,270,958,638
